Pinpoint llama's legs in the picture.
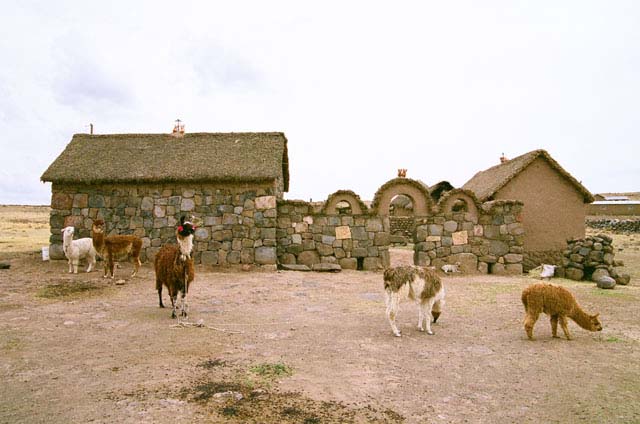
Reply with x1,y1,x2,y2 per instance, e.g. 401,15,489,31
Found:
559,315,573,340
417,300,425,331
86,255,95,273
385,290,402,337
72,258,79,274
68,259,73,274
131,258,141,278
550,315,559,338
157,286,165,308
432,299,442,323
421,298,437,335
170,295,178,319
180,292,188,318
524,312,539,340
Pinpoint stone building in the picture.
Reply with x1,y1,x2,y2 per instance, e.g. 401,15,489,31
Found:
41,132,289,265
43,134,593,275
463,149,594,270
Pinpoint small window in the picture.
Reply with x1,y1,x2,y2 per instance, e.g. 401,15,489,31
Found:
452,199,468,212
336,200,352,215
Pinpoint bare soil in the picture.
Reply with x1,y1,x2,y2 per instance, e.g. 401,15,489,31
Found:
1,206,640,423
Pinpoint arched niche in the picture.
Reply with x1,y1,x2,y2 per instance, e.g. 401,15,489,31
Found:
322,190,368,215
371,178,432,216
436,189,480,217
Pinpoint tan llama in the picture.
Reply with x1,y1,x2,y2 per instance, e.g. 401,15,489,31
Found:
521,283,602,340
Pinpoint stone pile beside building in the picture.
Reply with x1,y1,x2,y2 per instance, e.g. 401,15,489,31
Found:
562,234,630,288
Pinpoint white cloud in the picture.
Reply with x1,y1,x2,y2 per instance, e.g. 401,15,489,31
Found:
1,1,639,204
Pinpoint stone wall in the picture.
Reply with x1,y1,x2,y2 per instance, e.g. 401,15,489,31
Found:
389,216,415,237
48,183,279,266
413,200,525,274
276,200,390,271
562,235,630,287
586,218,640,233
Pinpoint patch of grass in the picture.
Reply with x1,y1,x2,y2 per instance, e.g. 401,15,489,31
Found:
604,336,623,343
198,358,226,369
590,288,635,300
222,405,239,417
250,362,293,380
1,336,22,351
184,381,246,403
36,281,103,299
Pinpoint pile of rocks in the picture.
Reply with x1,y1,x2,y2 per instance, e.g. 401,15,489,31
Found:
586,218,640,233
563,234,630,288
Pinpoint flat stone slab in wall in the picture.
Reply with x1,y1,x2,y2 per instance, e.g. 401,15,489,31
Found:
280,264,312,272
312,263,342,272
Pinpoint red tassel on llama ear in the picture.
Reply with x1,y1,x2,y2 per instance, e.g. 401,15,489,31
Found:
178,226,184,232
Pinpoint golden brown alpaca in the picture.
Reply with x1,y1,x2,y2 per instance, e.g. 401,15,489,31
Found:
91,219,142,279
521,283,602,340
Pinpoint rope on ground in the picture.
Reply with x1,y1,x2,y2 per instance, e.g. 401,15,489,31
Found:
170,319,244,334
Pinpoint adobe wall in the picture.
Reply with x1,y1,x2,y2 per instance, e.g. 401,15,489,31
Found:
48,182,279,266
494,156,586,252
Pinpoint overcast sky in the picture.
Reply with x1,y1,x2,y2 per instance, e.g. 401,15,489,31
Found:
2,1,639,205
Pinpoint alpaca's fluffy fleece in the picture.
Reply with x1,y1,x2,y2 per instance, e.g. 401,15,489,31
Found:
521,283,603,340
61,226,96,274
91,220,142,279
383,265,445,337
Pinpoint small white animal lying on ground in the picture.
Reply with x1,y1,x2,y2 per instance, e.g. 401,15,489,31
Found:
441,262,461,274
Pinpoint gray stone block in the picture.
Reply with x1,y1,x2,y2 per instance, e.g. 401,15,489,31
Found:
255,246,277,264
312,263,341,272
281,264,311,272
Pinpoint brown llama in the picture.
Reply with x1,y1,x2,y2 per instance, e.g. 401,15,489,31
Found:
521,283,602,340
91,219,143,279
383,265,445,337
155,216,196,319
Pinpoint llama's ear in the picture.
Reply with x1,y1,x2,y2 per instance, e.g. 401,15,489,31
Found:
180,215,185,225
594,313,600,318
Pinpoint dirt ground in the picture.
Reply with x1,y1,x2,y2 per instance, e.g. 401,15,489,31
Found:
1,207,640,423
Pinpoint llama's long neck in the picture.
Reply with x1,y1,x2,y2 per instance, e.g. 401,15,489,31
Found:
62,233,72,248
569,306,595,330
177,234,193,258
92,231,105,252
62,233,73,253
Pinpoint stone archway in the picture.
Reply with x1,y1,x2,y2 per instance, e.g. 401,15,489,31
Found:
372,178,433,265
436,189,480,218
370,178,432,217
322,190,368,215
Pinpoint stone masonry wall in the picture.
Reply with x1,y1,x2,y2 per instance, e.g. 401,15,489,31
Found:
276,200,391,271
48,183,278,266
414,200,525,274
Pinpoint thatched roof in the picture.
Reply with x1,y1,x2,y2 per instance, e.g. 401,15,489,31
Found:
462,149,593,203
41,132,289,191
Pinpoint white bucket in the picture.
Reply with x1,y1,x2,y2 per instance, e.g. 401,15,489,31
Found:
41,246,50,261
540,264,556,278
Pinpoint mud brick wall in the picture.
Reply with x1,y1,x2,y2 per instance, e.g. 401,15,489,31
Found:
413,200,525,274
276,200,391,270
48,183,279,266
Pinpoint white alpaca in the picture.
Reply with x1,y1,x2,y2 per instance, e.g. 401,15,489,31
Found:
61,226,97,274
